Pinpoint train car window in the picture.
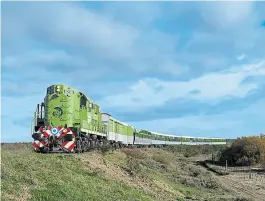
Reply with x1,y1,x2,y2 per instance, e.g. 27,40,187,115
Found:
80,95,87,108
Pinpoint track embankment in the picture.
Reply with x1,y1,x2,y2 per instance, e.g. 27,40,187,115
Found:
2,143,264,201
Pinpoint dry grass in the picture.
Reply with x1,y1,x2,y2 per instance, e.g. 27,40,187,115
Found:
2,143,262,201
1,144,154,201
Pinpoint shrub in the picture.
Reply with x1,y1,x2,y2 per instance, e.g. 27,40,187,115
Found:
126,158,144,176
121,148,148,160
165,145,226,158
178,171,219,189
188,166,201,177
152,152,171,166
100,143,114,155
219,136,265,166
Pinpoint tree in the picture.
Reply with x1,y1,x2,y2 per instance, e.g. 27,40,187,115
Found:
219,136,265,166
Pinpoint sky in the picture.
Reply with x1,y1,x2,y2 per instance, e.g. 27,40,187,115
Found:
1,1,265,142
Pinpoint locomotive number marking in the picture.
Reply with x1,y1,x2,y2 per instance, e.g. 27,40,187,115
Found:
64,90,74,95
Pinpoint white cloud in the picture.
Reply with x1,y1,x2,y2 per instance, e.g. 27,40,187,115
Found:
99,60,265,111
160,60,188,76
3,2,139,60
129,115,241,136
2,50,84,69
237,54,246,61
2,2,265,142
184,1,264,56
128,97,265,138
200,2,254,29
49,4,139,59
2,2,182,77
100,2,161,27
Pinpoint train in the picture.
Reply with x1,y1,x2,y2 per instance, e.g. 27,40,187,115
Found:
31,84,227,153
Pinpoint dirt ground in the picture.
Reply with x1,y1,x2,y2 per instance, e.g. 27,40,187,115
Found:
218,171,265,201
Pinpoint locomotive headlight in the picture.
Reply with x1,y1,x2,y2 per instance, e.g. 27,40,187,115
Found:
56,86,60,92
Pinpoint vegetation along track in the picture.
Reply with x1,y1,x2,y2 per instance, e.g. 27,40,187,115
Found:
2,143,265,201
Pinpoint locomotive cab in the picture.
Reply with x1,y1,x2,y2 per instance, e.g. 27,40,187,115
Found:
34,102,45,132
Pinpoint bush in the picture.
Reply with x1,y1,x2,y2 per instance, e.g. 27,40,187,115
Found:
178,169,219,189
152,152,172,166
165,145,226,158
261,155,265,170
219,136,265,166
100,143,114,155
121,148,148,160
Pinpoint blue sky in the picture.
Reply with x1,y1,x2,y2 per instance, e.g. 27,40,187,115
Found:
1,1,265,142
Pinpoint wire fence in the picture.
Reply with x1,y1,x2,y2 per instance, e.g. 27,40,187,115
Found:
224,164,265,182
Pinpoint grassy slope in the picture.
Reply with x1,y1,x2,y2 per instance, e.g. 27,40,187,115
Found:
1,143,253,201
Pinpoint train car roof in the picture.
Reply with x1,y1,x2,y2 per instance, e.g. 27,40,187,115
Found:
140,129,224,139
110,116,132,127
148,131,184,138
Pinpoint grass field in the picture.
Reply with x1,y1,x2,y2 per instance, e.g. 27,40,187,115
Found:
1,143,264,201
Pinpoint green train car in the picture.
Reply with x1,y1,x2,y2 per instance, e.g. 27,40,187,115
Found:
31,84,227,153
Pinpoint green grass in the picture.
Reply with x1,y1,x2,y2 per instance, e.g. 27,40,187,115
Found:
1,143,252,201
1,144,153,201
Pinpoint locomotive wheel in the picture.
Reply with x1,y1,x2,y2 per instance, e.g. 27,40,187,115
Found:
76,140,82,153
48,143,53,151
90,140,95,150
87,141,91,150
40,147,49,154
96,140,100,150
98,141,103,149
83,140,89,152
81,141,84,152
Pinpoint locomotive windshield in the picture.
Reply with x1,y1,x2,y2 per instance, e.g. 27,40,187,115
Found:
47,85,55,95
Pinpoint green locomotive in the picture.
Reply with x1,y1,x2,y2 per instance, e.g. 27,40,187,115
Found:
31,84,226,153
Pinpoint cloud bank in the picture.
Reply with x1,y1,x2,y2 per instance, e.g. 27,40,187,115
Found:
2,2,265,142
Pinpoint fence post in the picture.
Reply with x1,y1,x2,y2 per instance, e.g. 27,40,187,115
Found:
225,160,228,171
249,165,251,179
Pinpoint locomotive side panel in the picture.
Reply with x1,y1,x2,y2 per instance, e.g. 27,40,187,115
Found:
78,93,106,137
127,126,134,145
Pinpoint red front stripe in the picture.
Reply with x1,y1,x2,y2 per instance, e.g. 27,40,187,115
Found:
33,141,39,149
68,143,75,151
